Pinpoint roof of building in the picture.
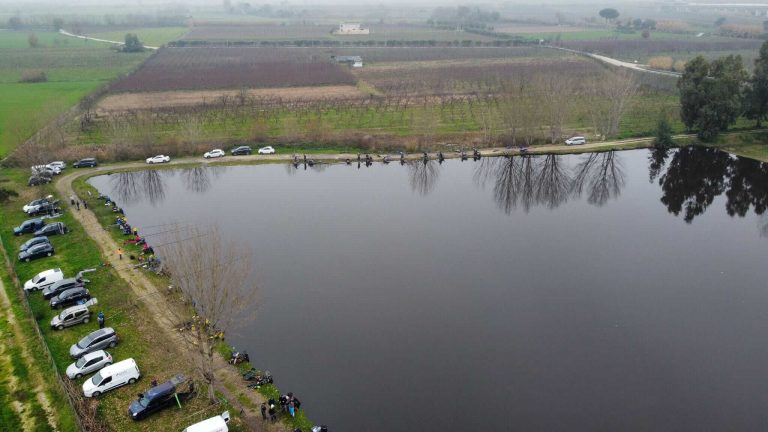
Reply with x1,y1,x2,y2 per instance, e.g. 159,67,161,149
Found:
333,55,363,62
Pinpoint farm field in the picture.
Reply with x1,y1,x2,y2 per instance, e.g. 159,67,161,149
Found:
182,22,495,42
0,30,151,157
560,37,763,63
109,47,357,92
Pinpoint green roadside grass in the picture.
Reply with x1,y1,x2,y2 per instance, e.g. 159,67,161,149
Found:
0,168,250,431
706,130,768,162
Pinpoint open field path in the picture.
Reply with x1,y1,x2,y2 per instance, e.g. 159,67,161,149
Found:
0,239,60,431
55,173,288,432
58,29,159,50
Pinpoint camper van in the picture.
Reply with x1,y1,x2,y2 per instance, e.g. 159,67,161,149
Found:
82,358,140,397
182,411,230,432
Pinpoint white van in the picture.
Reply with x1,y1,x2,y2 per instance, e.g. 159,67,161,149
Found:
82,358,140,397
182,411,230,432
565,136,586,146
24,268,64,292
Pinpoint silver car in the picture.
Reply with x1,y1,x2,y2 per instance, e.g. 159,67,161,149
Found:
69,327,119,359
66,350,112,379
50,304,91,330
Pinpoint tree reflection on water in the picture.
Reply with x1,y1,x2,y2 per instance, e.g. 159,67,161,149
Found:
110,170,168,206
407,159,441,196
655,146,768,223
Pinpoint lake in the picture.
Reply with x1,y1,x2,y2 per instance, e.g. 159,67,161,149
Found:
89,147,768,431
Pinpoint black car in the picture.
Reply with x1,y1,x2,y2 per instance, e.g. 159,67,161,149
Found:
231,146,252,156
34,222,68,237
20,236,50,252
73,158,97,168
14,219,46,236
128,375,195,420
50,287,90,309
43,277,86,300
28,175,51,186
18,243,54,262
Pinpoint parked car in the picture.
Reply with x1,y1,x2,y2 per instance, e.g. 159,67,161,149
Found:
82,358,139,398
129,374,195,420
32,165,60,176
183,411,231,432
73,158,98,168
28,175,51,186
231,146,252,156
204,149,225,159
24,268,64,292
257,146,275,155
23,196,53,212
48,161,66,170
146,155,171,164
51,304,92,330
18,242,54,262
43,277,86,299
14,218,45,236
34,222,68,237
19,236,50,252
26,201,59,216
66,350,112,379
70,327,119,359
565,136,586,146
50,287,90,309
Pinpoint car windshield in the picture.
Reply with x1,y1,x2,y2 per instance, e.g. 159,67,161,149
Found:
91,371,103,385
58,310,67,320
139,396,150,407
77,335,93,348
75,356,88,368
32,274,42,283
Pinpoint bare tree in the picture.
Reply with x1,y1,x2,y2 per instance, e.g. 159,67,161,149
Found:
158,226,256,402
584,71,639,140
536,73,574,144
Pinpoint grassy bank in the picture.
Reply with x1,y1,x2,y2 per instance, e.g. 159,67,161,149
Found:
0,168,252,431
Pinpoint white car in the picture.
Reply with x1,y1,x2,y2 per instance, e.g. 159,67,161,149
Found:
22,196,54,213
82,358,140,397
66,350,112,379
257,146,276,155
48,161,66,170
24,268,64,292
565,136,586,146
146,155,171,164
204,149,225,159
32,165,60,175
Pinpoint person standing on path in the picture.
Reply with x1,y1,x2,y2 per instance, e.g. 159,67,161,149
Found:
97,311,105,329
76,201,80,211
117,248,123,260
83,200,88,209
260,403,267,420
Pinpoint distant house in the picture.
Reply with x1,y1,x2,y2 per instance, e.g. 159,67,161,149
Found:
335,23,370,35
332,55,364,68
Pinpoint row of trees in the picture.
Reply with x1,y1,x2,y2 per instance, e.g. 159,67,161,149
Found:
678,41,768,139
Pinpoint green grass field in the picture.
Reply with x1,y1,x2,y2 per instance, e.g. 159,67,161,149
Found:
0,30,153,158
87,27,189,47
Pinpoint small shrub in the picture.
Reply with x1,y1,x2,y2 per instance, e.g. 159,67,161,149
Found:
648,56,674,71
654,114,674,149
0,187,19,203
18,71,47,83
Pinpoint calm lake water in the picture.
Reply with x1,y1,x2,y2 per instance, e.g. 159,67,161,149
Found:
90,148,768,431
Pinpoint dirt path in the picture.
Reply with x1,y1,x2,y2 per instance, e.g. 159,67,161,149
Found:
0,241,60,431
55,174,287,432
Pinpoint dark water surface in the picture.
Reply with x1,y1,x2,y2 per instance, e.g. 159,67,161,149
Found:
90,148,768,431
